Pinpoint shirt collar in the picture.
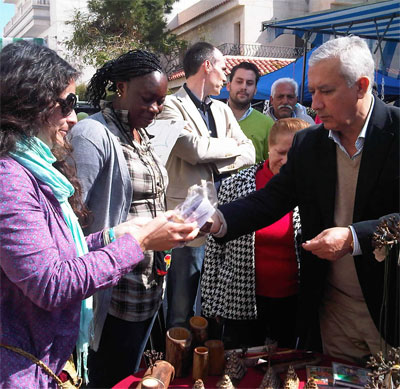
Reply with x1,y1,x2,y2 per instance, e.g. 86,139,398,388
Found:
183,83,212,113
227,101,253,121
328,95,374,159
268,107,278,121
100,100,154,142
239,106,253,121
101,100,130,133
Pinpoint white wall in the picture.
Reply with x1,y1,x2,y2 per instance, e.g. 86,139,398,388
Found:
45,0,94,82
308,0,333,12
308,0,375,13
168,0,317,49
165,0,200,24
242,2,273,44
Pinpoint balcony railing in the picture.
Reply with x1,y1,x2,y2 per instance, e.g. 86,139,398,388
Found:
4,0,50,36
217,43,304,59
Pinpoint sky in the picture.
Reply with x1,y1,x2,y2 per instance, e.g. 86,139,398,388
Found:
0,3,15,37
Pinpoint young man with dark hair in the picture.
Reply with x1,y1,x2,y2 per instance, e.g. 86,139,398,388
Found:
227,62,274,162
157,42,255,329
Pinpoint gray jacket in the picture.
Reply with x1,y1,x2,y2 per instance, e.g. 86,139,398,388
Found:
69,112,132,351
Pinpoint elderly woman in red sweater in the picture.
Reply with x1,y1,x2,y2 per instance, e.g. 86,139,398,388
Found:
202,118,310,349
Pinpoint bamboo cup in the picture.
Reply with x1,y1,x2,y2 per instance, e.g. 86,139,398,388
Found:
137,360,175,389
165,327,192,378
204,339,225,375
189,316,208,345
192,346,209,382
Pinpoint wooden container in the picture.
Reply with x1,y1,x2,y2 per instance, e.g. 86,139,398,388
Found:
189,316,208,345
165,327,192,378
204,339,225,376
137,360,175,389
192,346,209,382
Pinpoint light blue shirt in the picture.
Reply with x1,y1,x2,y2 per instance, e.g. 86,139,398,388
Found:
226,101,253,122
327,96,374,255
239,106,253,121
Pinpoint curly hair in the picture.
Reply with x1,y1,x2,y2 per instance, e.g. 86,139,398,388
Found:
0,41,89,223
87,49,164,108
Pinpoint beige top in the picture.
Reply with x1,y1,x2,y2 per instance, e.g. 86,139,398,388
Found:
157,87,255,246
327,146,364,300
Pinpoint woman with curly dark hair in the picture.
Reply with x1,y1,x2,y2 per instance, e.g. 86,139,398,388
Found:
0,41,197,388
69,49,171,387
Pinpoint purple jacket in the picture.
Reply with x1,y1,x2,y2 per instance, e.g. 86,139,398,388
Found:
0,157,144,388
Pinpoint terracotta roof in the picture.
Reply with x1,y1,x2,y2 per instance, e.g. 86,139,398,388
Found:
168,70,186,81
224,55,294,75
168,55,294,81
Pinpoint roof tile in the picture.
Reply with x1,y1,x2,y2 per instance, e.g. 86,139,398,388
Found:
168,55,294,81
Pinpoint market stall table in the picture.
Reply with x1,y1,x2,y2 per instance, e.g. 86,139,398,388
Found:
113,350,351,388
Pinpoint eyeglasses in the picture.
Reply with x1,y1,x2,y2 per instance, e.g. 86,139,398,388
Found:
56,93,77,117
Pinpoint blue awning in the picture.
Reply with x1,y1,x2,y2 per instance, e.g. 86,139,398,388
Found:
263,0,400,78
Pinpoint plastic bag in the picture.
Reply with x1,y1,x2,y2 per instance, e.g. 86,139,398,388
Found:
173,182,217,229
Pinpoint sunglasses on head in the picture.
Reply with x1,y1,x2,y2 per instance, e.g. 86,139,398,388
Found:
56,93,77,117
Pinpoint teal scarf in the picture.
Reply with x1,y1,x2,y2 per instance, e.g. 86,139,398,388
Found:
10,136,92,383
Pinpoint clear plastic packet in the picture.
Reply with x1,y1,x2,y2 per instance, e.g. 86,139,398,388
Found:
172,182,217,228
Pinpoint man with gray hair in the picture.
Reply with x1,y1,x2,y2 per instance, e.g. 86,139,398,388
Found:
266,77,315,125
209,35,399,361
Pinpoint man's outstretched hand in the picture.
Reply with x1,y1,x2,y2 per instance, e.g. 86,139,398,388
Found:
302,227,353,260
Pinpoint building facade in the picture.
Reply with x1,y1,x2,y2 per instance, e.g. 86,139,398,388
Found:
165,0,383,89
2,0,380,85
3,0,93,82
167,0,381,52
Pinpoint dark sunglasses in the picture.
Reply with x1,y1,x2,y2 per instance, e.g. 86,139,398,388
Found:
56,93,77,117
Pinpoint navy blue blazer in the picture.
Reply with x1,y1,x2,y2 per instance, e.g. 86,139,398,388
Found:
218,97,399,347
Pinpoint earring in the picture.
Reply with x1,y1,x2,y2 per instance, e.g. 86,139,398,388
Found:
116,89,122,97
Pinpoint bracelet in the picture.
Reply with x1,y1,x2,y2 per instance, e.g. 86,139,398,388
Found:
103,229,110,246
108,227,116,243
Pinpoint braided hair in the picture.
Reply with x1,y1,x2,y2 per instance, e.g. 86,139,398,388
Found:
87,50,164,108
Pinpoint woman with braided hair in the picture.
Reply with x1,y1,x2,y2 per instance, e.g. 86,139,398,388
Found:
69,50,171,387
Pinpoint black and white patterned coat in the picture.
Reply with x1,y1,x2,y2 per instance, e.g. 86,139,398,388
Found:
201,162,301,320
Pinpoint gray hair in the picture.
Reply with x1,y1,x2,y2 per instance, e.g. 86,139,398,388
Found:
270,78,299,98
309,36,374,92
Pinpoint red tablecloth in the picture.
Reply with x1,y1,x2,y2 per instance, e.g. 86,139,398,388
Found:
112,351,344,389
114,367,264,388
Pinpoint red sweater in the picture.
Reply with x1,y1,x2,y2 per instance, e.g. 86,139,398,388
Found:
255,160,299,298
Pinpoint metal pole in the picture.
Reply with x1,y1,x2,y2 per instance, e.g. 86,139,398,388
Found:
300,32,310,105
